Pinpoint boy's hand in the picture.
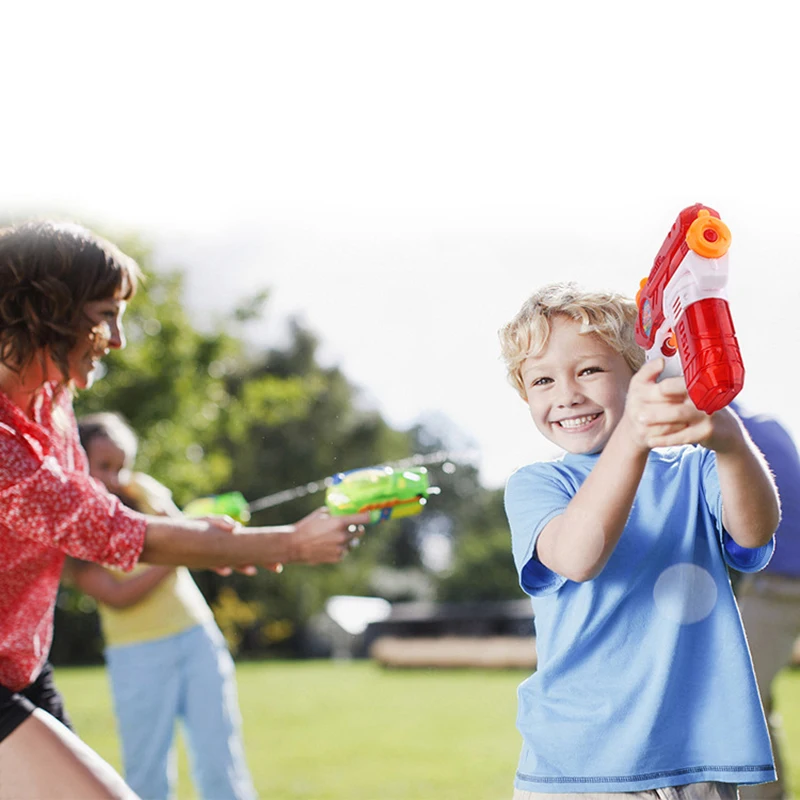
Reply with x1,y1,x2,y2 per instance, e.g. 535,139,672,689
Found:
623,358,716,450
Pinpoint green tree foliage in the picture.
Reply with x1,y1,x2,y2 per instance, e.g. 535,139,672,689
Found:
434,489,522,603
394,423,521,604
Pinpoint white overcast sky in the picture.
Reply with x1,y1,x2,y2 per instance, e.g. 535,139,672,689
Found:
2,1,799,488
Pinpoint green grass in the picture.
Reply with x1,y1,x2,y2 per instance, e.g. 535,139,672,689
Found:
57,662,800,800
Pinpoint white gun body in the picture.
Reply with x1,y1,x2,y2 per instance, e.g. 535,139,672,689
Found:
648,250,730,381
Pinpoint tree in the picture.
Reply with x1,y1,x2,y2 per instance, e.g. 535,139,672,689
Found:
434,488,522,603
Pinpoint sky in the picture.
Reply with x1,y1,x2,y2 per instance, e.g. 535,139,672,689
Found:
2,1,799,489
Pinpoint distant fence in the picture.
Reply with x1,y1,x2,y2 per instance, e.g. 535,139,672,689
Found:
365,599,536,669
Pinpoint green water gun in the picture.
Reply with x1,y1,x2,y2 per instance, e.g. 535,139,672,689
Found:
183,492,251,524
325,465,438,524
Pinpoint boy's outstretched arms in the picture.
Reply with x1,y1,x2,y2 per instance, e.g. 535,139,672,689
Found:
139,507,370,571
535,358,780,583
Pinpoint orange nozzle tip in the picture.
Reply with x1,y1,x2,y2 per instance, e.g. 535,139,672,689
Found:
686,214,731,259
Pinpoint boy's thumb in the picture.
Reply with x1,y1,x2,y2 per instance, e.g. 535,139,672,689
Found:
640,358,665,382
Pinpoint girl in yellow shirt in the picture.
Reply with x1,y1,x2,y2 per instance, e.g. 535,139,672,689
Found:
68,412,256,800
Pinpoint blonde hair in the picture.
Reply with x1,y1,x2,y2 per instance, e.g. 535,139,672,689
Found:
499,282,645,399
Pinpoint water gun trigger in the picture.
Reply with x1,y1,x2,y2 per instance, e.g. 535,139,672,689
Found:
660,331,677,358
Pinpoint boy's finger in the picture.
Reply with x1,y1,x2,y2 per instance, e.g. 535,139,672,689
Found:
640,402,693,426
636,358,665,383
645,421,688,442
658,376,689,397
647,418,711,448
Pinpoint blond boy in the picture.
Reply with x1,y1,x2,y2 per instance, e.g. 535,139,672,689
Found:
499,282,779,799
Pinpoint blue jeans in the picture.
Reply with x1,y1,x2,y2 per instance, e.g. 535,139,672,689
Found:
105,623,256,800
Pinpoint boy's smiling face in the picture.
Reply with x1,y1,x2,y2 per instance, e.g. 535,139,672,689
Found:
520,315,634,454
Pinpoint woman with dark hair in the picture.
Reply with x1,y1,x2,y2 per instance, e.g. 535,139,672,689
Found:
0,221,367,799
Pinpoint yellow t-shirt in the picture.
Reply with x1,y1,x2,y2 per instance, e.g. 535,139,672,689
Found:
97,565,213,647
96,472,213,648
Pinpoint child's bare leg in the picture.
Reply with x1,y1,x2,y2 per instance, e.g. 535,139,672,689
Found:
0,709,138,800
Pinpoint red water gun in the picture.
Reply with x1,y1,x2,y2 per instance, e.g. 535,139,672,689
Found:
634,203,744,414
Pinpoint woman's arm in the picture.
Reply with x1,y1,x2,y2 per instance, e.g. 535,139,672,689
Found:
138,507,369,569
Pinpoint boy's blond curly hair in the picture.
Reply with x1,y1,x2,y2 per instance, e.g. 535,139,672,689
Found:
499,282,646,400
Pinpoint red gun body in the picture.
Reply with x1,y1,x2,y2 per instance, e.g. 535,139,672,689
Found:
634,204,744,414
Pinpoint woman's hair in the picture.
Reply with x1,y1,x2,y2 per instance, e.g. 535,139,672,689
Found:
0,221,142,382
78,411,139,465
499,281,646,399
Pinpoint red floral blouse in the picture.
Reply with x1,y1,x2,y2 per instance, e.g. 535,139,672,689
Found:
0,384,147,691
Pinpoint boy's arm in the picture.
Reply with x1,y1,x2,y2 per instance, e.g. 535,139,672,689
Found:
535,360,662,582
535,418,649,582
700,410,778,547
69,562,174,609
713,418,781,548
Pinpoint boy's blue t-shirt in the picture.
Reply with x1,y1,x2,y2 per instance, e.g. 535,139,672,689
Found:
504,445,776,794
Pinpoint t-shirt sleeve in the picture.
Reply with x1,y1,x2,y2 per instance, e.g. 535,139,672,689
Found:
0,431,147,571
700,447,774,573
504,464,571,597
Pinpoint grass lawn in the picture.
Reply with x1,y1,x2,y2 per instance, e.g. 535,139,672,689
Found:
57,661,800,800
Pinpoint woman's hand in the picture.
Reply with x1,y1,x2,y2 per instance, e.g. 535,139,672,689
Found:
288,507,370,564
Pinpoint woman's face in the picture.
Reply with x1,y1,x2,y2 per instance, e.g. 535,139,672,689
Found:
68,296,127,390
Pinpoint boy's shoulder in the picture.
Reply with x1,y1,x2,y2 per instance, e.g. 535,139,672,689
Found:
505,453,590,502
507,452,572,481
